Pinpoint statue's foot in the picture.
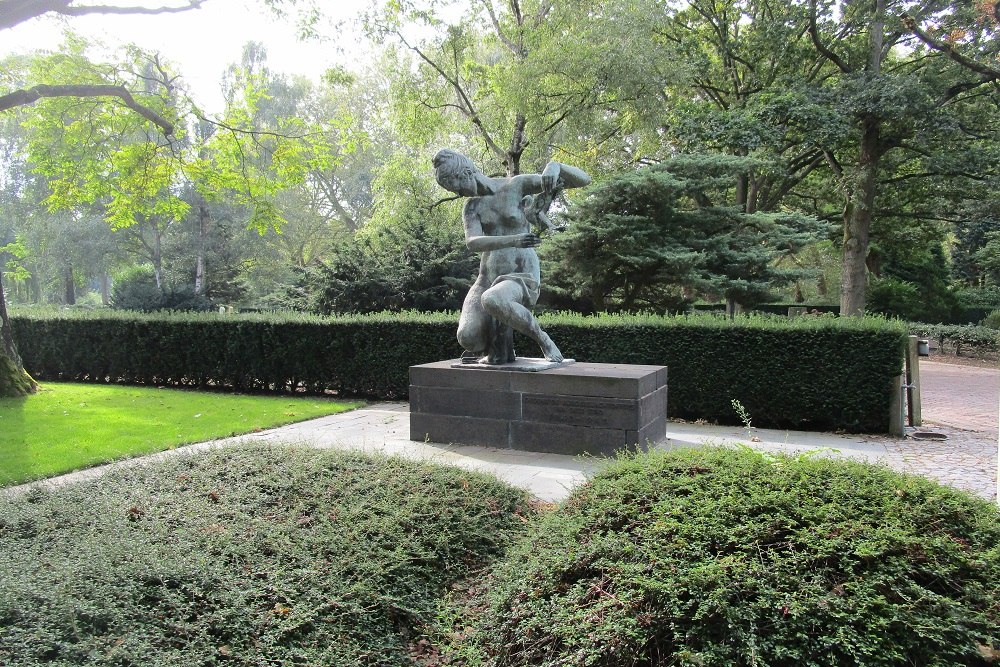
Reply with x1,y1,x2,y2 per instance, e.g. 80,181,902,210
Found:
539,334,563,363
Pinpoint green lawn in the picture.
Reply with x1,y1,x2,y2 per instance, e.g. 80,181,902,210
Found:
0,382,363,486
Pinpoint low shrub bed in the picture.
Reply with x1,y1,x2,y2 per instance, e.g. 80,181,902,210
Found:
10,309,908,432
456,448,1000,667
0,446,534,666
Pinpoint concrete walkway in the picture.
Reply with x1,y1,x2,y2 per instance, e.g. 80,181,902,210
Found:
4,360,997,503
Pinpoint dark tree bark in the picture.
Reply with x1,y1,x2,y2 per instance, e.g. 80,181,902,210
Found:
0,0,206,31
0,85,174,135
194,197,209,296
0,273,36,396
62,264,76,305
840,115,885,316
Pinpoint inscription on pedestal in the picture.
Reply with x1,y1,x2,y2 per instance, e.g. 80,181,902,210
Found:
409,360,667,456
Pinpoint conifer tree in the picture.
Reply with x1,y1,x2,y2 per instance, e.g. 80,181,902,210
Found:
543,154,835,314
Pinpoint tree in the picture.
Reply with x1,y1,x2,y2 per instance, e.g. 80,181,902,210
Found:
544,155,834,314
804,0,999,315
0,0,302,396
0,0,206,30
363,0,665,177
0,35,333,394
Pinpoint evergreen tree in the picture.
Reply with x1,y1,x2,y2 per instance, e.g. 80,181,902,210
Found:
544,155,835,314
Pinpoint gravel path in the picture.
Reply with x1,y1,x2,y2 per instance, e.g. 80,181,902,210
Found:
882,360,998,500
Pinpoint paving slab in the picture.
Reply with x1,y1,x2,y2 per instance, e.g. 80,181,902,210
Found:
919,360,999,433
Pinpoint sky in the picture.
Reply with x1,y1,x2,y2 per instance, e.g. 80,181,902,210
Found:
0,0,372,113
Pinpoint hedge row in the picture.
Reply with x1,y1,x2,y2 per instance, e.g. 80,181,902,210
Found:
908,322,1000,357
9,309,908,433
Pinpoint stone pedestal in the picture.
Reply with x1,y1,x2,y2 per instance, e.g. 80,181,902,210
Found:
409,360,667,456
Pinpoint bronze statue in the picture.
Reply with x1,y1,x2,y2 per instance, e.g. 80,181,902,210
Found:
433,149,590,364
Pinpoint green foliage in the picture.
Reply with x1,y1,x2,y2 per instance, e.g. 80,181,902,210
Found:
0,445,533,665
110,265,213,312
296,214,476,315
866,277,923,321
866,242,962,324
11,309,907,432
981,310,1000,331
957,286,1000,310
975,231,1000,286
544,156,834,313
908,322,1000,356
459,447,1000,667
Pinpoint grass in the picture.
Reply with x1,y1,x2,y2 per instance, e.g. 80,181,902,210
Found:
0,445,533,666
0,382,363,486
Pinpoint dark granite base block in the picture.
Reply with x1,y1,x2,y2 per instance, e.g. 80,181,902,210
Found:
409,360,668,455
409,412,509,449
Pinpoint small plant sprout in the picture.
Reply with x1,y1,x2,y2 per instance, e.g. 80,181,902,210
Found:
731,398,759,442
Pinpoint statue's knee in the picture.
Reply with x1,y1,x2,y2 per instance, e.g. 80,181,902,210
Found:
457,327,483,353
480,290,504,316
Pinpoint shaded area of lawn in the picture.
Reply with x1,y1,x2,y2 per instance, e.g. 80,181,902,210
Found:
0,446,532,666
0,382,363,485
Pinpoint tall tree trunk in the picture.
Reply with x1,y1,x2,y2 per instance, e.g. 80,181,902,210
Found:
841,0,887,317
29,272,41,302
194,199,209,296
735,174,748,212
725,296,741,319
0,273,36,397
151,220,163,291
101,273,110,305
63,264,76,305
840,115,882,316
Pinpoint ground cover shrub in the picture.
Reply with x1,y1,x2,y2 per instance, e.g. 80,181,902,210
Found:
457,448,1000,667
0,445,534,666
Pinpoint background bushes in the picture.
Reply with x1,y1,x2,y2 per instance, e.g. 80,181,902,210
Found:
908,322,1000,357
458,448,1000,667
10,309,907,432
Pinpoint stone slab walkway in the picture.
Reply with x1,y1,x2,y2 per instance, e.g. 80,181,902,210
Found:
4,360,997,503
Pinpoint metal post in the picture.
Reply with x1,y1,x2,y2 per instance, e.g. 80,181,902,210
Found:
905,335,922,427
889,373,904,437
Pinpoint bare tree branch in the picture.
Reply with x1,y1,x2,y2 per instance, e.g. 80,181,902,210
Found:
396,30,507,164
808,0,851,73
478,0,521,56
900,13,1000,79
0,83,174,134
429,194,463,210
0,0,206,31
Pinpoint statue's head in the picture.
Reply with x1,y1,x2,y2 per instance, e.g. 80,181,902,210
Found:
433,149,479,196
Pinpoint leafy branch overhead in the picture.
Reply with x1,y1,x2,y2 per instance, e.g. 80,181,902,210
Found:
0,84,174,135
0,0,207,31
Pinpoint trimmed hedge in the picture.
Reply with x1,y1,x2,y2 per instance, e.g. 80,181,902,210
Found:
457,448,1000,666
9,309,907,432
